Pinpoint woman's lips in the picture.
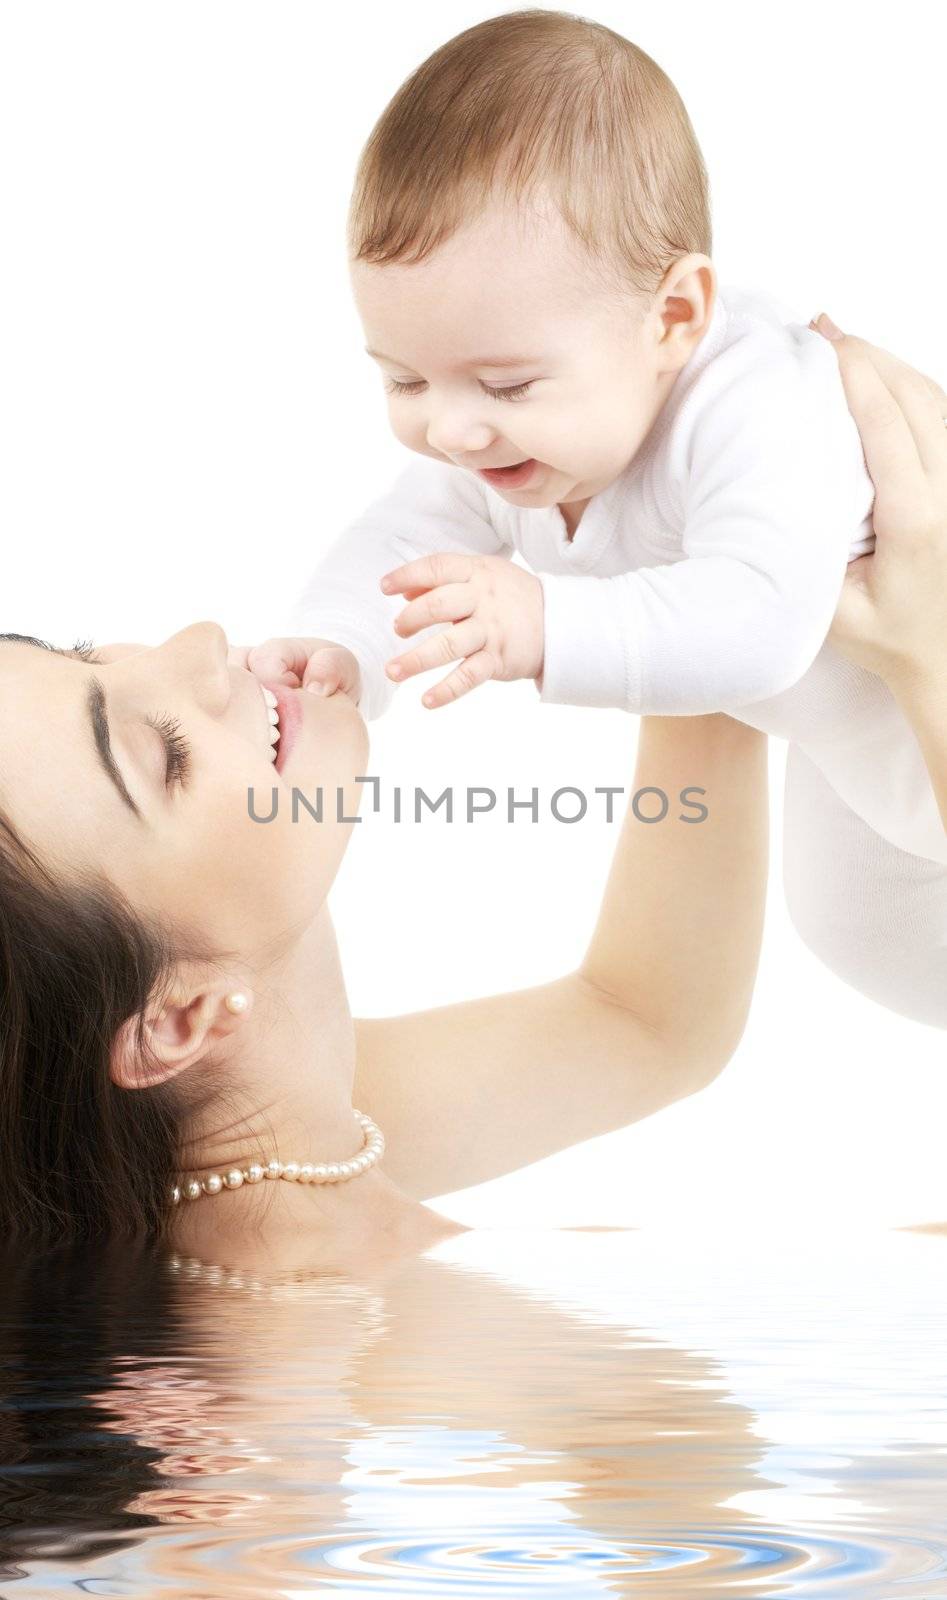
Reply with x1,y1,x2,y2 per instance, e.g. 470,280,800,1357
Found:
477,458,537,489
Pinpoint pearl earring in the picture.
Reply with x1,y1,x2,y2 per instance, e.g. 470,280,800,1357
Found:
225,992,249,1015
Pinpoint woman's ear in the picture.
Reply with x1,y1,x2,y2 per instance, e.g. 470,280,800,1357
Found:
109,975,254,1090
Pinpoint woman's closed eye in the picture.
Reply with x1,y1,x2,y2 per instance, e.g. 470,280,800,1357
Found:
146,712,192,790
384,378,535,402
0,635,193,798
69,642,192,792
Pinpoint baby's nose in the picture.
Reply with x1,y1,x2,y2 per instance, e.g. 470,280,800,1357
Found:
425,411,495,456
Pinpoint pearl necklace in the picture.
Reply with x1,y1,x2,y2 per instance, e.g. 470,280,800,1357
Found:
170,1109,384,1205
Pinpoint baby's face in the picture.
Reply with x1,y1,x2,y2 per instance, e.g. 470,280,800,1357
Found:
352,191,686,515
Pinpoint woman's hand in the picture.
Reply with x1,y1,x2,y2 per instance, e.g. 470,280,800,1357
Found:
811,312,947,829
811,313,947,696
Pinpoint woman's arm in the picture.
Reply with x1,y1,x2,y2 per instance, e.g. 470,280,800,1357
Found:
576,713,768,1068
889,675,947,829
353,712,768,1199
812,314,947,827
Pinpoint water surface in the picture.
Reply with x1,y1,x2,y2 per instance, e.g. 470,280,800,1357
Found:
0,1227,944,1596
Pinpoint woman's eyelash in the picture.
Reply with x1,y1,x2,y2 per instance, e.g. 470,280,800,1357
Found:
69,639,103,663
63,641,190,790
146,712,192,790
384,378,534,402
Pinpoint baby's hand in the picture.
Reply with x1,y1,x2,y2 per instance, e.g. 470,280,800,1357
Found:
236,635,362,703
381,552,545,708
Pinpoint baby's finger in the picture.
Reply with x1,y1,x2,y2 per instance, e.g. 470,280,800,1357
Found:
421,648,497,709
247,642,304,687
394,581,475,639
386,617,487,684
302,657,343,696
380,552,477,595
304,669,341,697
302,646,361,703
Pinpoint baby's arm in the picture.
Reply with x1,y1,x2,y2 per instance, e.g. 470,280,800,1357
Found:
538,356,865,715
287,457,511,719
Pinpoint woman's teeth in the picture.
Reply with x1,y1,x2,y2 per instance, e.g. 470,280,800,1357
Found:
262,685,281,762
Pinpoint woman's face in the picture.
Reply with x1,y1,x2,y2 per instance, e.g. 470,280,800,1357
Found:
0,623,369,958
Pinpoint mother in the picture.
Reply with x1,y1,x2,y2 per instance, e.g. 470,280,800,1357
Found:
0,321,943,1262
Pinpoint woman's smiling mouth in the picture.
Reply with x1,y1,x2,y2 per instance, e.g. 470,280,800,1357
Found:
266,684,303,774
259,683,281,763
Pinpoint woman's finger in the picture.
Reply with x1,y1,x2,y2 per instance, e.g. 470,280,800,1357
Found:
813,317,946,484
823,332,924,487
845,337,947,480
920,371,947,414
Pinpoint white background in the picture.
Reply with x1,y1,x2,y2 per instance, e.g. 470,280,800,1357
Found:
1,2,944,1232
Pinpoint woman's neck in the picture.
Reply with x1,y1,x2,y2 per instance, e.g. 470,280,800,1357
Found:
170,902,462,1265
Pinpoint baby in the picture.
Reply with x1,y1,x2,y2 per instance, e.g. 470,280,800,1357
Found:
250,11,947,1023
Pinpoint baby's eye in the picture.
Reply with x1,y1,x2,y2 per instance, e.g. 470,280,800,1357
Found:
482,381,534,402
384,378,426,398
384,378,535,402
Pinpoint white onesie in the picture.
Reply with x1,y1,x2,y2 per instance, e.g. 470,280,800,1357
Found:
290,283,947,1023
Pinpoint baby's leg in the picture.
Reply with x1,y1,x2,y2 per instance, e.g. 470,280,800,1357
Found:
782,742,947,1028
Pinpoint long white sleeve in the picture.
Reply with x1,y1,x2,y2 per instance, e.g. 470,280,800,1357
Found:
537,348,860,715
289,457,512,720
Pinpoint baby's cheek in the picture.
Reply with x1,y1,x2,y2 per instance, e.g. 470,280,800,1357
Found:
388,411,423,452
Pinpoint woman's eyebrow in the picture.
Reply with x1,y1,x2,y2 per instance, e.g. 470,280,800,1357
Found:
86,676,146,823
0,634,146,823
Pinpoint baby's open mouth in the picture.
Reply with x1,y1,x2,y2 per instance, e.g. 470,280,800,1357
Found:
477,459,537,486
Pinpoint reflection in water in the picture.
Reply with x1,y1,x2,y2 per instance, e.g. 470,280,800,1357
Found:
0,1229,945,1596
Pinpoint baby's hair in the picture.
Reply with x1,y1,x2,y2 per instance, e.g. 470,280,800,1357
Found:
347,8,711,304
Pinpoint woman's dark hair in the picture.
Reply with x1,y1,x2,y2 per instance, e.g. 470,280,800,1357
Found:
0,1239,186,1574
0,802,219,1244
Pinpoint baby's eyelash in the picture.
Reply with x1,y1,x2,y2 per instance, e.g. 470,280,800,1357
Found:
384,378,534,402
146,711,192,790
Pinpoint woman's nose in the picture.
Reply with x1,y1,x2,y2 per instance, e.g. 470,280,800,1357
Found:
155,621,232,714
